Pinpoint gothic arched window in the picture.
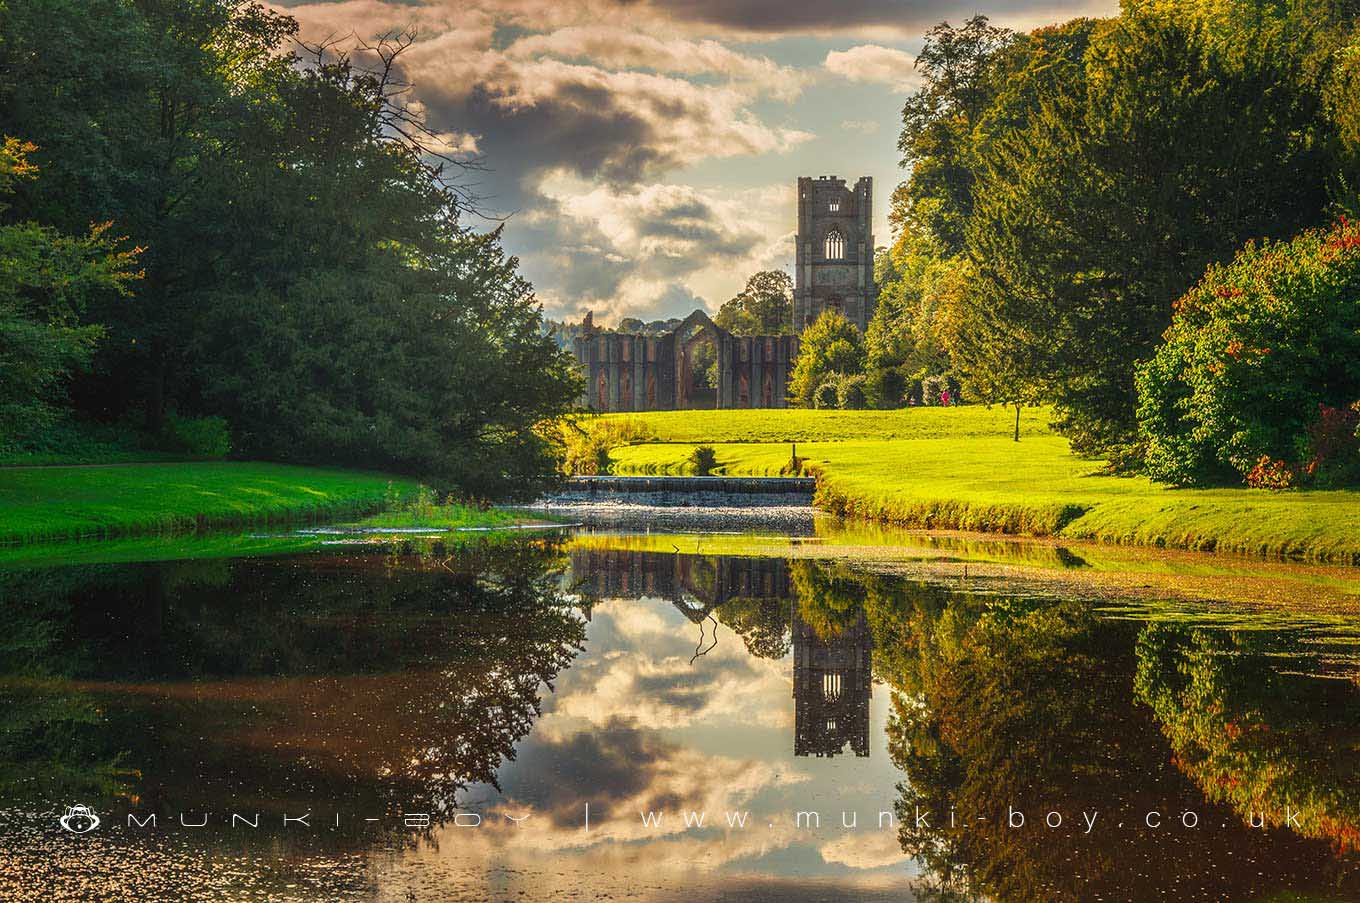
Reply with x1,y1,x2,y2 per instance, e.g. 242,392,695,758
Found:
824,228,845,260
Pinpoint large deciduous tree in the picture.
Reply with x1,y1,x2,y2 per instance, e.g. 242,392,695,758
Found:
0,138,140,445
0,1,580,496
714,270,793,335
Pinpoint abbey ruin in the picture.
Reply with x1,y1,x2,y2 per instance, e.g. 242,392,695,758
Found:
573,175,876,411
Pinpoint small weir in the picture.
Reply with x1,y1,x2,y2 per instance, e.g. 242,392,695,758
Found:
564,475,816,503
533,475,818,532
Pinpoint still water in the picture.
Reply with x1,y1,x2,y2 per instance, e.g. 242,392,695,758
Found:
3,525,1360,902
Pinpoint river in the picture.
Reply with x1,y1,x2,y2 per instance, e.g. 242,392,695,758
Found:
3,516,1360,902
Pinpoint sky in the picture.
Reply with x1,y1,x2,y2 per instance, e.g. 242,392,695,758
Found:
274,0,1118,325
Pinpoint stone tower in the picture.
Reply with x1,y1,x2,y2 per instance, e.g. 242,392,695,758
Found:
794,176,877,333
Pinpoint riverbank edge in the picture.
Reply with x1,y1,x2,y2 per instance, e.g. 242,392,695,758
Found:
0,462,510,546
809,466,1360,566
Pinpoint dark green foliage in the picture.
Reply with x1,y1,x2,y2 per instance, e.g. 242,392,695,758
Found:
966,3,1344,453
688,444,718,476
0,0,579,498
882,3,1359,460
159,413,230,460
1136,219,1360,486
864,366,907,409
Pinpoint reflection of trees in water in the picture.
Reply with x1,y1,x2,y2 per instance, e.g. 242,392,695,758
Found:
866,579,1360,902
1136,623,1360,857
0,538,587,823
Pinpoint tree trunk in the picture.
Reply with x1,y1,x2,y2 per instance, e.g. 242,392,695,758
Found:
1014,403,1021,442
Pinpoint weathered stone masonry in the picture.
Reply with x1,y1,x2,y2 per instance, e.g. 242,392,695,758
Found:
795,175,877,332
573,310,799,412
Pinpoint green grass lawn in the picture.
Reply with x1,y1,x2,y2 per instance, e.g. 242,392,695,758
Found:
598,406,1360,564
0,462,422,544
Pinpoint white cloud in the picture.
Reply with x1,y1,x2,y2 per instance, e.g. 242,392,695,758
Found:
505,26,812,101
824,44,921,91
820,830,911,870
525,175,794,322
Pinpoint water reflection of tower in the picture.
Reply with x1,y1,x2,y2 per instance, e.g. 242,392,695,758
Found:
792,601,872,757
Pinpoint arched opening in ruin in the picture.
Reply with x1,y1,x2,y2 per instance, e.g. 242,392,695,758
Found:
678,322,719,410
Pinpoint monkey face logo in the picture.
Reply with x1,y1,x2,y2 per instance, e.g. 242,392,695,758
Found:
58,805,101,834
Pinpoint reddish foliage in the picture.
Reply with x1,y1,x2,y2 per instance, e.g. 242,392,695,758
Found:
1329,216,1360,252
1246,455,1296,489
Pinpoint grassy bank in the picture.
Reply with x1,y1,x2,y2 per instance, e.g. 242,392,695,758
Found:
0,462,422,544
598,407,1360,564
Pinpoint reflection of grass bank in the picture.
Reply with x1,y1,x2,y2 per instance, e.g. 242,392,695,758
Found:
0,519,568,569
599,407,1360,564
569,526,1360,614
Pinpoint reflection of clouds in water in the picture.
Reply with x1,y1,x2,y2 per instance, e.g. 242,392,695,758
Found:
820,831,911,870
492,719,804,831
545,598,791,730
426,595,908,893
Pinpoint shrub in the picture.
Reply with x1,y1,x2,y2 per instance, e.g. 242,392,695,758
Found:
864,366,906,409
561,416,652,475
1136,219,1360,486
688,444,718,476
1246,455,1297,490
160,413,231,459
836,374,868,409
813,377,841,410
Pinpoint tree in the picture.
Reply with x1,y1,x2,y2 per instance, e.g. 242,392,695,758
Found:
0,138,140,444
189,39,580,498
871,15,1020,398
0,0,300,429
787,310,865,407
0,4,581,496
895,15,1016,257
713,270,793,335
966,3,1343,454
929,258,1045,440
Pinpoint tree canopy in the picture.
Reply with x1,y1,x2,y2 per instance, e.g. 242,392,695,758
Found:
714,270,794,336
872,2,1359,465
0,0,579,497
787,310,866,407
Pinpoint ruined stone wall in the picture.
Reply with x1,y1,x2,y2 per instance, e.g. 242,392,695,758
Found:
572,312,798,412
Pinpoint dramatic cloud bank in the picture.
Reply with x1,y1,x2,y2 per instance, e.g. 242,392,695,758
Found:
276,0,1116,321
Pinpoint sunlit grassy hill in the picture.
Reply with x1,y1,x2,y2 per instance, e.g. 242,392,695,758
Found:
0,463,417,544
597,406,1360,564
